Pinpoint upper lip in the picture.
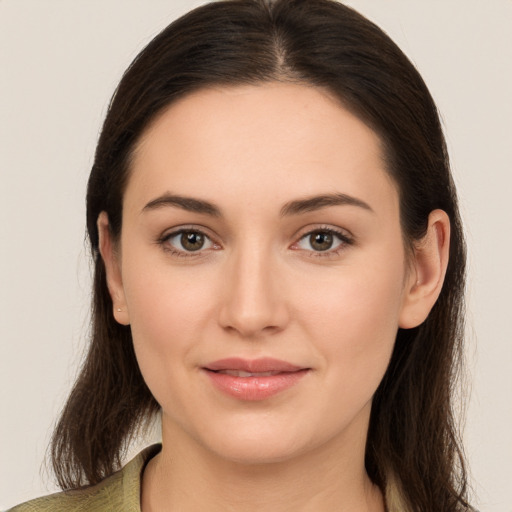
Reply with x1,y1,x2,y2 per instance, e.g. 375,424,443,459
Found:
204,357,305,373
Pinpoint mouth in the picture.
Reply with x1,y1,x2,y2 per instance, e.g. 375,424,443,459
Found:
204,357,305,373
203,358,310,401
212,370,286,377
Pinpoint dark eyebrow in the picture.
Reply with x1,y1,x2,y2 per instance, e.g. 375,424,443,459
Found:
142,194,221,217
280,193,374,217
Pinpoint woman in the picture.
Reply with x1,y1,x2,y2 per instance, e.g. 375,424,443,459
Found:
10,0,473,510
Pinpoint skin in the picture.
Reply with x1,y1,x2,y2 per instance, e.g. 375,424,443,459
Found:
99,83,450,511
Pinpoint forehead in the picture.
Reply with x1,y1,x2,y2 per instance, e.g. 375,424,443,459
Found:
127,83,397,216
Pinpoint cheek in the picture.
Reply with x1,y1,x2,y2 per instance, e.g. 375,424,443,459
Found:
300,253,405,332
121,258,218,398
296,253,406,390
124,251,217,338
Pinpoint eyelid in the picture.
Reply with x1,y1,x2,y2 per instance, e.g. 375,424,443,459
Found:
156,223,354,258
158,225,221,257
290,225,355,255
292,224,353,242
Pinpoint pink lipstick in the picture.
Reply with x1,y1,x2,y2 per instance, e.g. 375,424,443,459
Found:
203,357,309,401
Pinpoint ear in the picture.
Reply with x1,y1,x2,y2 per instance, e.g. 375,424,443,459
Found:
97,212,130,325
399,209,450,329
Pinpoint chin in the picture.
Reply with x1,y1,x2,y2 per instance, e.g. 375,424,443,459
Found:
192,417,325,466
212,437,305,466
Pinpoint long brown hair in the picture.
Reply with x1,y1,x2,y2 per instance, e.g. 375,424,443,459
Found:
51,1,471,509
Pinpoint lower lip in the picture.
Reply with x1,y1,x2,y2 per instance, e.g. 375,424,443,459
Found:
204,369,309,401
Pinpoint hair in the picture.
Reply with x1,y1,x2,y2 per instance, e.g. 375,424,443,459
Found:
50,1,471,510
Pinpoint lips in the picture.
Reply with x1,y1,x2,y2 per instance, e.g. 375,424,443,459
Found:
203,357,309,401
216,370,282,377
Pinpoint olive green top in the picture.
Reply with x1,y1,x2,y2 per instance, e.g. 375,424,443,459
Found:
8,444,161,512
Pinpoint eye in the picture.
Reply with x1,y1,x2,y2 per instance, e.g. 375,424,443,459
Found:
162,229,216,254
294,228,352,253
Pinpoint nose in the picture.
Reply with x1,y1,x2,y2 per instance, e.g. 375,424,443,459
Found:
218,245,290,338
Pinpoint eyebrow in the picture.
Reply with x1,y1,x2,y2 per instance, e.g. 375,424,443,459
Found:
280,193,374,216
141,192,373,217
142,194,221,216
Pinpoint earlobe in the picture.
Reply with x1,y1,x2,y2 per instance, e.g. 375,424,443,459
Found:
399,209,450,329
97,212,131,326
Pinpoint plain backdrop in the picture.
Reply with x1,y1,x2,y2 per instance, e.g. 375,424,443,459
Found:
1,1,511,510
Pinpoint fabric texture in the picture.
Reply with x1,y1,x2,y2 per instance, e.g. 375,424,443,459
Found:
8,444,161,512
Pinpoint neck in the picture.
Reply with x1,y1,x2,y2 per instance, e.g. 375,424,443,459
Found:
142,414,385,512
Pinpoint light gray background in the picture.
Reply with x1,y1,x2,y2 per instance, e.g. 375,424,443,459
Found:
1,1,511,510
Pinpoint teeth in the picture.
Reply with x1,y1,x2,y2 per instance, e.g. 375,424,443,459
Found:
217,370,279,377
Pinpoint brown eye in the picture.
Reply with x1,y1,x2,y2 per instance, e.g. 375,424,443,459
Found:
181,231,205,251
294,228,351,255
163,229,215,254
309,231,334,251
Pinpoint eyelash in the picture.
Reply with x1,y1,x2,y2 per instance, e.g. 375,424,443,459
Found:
157,226,354,259
157,227,219,258
292,226,354,258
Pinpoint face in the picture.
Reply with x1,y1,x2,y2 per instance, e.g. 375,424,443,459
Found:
103,83,420,465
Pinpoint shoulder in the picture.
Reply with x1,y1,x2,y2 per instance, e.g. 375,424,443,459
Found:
7,485,113,512
8,444,161,512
